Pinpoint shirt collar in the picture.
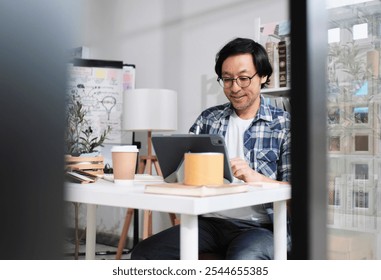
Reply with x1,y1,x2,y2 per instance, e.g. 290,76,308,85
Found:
256,95,273,122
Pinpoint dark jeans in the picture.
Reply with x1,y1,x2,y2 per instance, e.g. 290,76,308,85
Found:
130,217,274,260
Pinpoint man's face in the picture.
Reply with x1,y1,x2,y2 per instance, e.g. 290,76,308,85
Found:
221,53,266,118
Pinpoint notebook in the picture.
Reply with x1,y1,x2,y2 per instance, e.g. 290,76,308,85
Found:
152,134,234,183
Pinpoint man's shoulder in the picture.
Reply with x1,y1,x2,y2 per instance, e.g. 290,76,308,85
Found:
261,103,291,130
264,103,291,119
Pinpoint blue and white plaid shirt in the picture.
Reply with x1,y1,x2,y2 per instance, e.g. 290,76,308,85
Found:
189,96,291,183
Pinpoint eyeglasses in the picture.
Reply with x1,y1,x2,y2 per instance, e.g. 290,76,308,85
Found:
217,73,257,89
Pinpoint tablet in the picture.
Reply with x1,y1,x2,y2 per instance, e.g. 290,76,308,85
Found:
152,134,234,183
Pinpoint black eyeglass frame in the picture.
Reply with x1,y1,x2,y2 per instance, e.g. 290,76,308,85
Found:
217,73,258,89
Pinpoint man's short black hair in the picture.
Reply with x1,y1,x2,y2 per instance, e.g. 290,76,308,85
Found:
215,37,273,88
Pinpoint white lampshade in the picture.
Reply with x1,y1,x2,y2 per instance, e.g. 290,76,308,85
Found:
122,88,177,131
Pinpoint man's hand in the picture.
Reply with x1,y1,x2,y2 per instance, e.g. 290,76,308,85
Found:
230,157,266,183
230,157,287,184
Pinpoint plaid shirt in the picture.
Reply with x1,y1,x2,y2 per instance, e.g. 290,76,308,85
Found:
189,96,291,182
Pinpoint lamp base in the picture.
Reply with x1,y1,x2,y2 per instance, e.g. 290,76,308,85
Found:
138,155,162,176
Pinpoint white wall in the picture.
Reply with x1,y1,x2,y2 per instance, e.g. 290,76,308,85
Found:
66,0,289,242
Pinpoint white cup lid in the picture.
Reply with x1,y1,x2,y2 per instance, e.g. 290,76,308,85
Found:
111,145,139,152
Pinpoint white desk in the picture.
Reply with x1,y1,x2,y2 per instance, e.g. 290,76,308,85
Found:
64,176,291,260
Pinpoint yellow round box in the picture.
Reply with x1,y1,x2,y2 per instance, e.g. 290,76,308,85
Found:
183,152,224,186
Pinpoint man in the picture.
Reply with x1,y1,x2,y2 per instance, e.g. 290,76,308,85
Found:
131,37,291,260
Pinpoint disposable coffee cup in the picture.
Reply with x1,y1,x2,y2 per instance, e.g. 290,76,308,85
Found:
111,145,139,184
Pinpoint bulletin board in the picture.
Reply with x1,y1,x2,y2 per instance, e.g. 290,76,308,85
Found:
66,59,124,144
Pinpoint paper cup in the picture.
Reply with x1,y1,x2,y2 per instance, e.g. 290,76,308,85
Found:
111,145,139,184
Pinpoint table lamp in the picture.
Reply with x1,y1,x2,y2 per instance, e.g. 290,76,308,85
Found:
120,88,178,242
122,88,178,176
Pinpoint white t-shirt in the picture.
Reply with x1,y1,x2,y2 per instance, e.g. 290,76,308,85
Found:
225,111,253,162
202,111,270,223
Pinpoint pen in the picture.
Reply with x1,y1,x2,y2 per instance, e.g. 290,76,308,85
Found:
195,125,200,135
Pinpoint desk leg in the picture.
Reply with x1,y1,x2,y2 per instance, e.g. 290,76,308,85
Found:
133,209,139,246
273,200,287,260
86,204,97,260
180,214,198,260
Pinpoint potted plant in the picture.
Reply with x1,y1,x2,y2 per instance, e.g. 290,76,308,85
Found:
65,95,111,156
64,95,112,176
